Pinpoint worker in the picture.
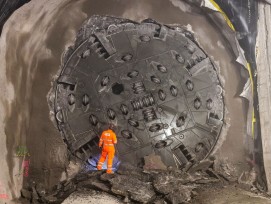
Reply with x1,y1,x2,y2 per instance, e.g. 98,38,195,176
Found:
97,124,117,174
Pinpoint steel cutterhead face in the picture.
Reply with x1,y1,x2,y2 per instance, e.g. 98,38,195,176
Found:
53,16,224,168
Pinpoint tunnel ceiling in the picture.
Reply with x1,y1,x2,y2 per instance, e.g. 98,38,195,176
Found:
53,16,224,168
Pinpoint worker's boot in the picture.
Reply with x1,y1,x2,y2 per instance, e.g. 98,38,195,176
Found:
106,169,114,174
97,162,103,170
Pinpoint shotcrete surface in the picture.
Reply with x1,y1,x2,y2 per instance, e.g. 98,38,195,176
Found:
0,0,249,201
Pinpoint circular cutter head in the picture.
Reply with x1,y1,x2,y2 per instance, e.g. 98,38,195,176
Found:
53,16,224,168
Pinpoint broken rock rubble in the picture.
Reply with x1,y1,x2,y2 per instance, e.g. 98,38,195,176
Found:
19,163,224,203
19,156,264,203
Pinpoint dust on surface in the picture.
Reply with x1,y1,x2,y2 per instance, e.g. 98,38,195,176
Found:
62,190,123,204
192,184,271,204
1,0,249,200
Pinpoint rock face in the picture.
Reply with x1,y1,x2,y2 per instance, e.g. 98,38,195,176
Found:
0,0,30,35
110,175,156,203
144,154,167,171
153,172,196,203
21,189,32,200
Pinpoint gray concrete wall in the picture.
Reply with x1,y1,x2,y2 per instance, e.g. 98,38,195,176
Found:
257,2,271,192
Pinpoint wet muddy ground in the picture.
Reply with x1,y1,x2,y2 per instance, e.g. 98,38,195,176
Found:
0,0,252,202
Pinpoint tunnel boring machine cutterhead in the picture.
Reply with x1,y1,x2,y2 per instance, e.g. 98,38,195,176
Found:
53,16,224,169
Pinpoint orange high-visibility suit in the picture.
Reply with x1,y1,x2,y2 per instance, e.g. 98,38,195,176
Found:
97,129,117,174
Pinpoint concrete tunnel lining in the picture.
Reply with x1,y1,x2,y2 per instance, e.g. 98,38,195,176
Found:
0,0,263,202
